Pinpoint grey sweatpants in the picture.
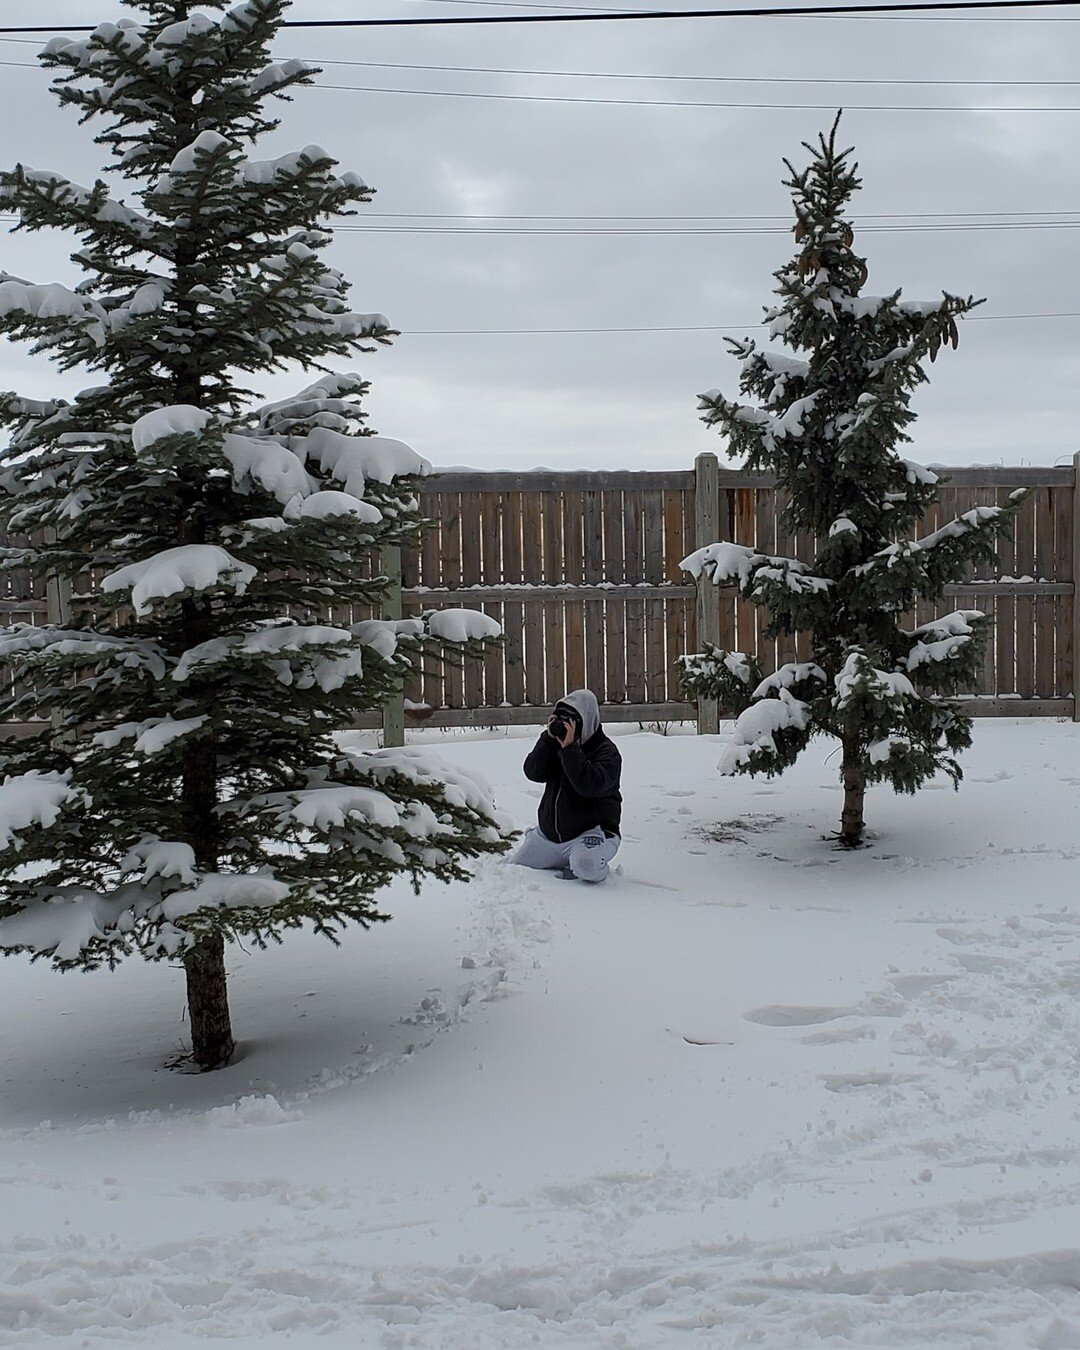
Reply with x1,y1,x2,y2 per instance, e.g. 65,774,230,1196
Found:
509,826,620,883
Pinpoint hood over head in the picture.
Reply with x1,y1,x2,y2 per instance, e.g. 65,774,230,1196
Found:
556,689,601,743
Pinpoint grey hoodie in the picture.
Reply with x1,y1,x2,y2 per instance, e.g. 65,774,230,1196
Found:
556,688,601,743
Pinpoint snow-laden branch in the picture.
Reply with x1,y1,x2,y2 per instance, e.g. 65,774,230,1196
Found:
102,544,257,616
130,404,211,451
0,625,168,679
682,540,831,597
347,745,507,828
251,372,371,437
299,428,429,495
698,389,819,456
719,687,812,775
0,868,292,964
92,715,208,755
902,609,983,672
0,770,88,851
854,503,1014,592
834,651,916,713
751,661,826,700
0,166,156,245
0,273,109,348
173,622,361,692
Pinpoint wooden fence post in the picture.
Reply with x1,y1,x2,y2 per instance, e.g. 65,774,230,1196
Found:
381,544,405,747
1073,452,1080,721
694,452,721,735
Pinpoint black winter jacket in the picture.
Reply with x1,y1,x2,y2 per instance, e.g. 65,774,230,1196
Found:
523,730,622,842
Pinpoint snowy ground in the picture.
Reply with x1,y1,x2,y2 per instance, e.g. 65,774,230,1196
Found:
4,720,1080,1349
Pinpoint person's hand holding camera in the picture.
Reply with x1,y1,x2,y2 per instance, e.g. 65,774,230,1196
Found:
547,713,577,748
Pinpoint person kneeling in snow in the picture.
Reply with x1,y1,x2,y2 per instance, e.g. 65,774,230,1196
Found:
510,689,622,883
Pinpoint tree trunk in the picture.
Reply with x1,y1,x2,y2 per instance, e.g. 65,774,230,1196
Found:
184,933,235,1070
839,734,866,847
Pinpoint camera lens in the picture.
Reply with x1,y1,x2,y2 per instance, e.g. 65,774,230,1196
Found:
550,718,568,739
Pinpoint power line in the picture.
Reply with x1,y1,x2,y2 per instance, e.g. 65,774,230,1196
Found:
336,220,1080,231
4,0,1080,34
6,54,1079,111
6,213,1080,234
404,0,1071,13
4,38,1073,87
410,0,632,11
4,212,1080,235
365,209,1080,218
307,56,1080,87
402,311,1080,332
313,80,1080,110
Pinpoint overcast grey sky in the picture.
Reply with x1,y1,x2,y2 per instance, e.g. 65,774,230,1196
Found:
2,0,1079,471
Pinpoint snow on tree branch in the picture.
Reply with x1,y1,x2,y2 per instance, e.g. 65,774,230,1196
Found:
719,688,813,776
0,770,89,851
0,274,109,349
903,610,983,672
681,541,830,597
751,662,827,700
102,545,258,616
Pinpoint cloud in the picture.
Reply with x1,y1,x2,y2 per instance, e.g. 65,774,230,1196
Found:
1,0,1078,469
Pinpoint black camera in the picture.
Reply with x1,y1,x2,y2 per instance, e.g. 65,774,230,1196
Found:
549,717,569,740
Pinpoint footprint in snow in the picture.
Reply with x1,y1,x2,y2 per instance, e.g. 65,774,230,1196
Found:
821,1071,923,1093
745,1004,857,1027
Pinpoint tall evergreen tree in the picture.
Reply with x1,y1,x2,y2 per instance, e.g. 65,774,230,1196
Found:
679,117,1022,847
0,0,510,1069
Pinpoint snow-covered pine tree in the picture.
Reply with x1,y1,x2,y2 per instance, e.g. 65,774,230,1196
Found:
0,0,511,1069
679,117,1023,847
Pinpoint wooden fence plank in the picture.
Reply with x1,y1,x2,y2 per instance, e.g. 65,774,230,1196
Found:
523,600,545,707
664,488,689,700
623,489,644,586
459,492,484,707
522,492,543,584
1054,483,1073,700
479,494,504,708
1034,486,1056,698
583,488,605,697
544,598,565,705
625,595,646,704
562,490,586,691
605,489,627,703
442,493,465,708
500,491,526,707
625,489,646,701
563,489,584,586
565,599,586,692
1014,489,1036,700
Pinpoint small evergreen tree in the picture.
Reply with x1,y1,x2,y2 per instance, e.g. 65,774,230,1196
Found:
0,0,510,1069
679,117,1022,847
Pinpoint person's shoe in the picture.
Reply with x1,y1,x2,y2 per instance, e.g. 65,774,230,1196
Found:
554,867,577,881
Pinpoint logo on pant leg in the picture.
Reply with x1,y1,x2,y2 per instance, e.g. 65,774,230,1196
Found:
583,834,602,848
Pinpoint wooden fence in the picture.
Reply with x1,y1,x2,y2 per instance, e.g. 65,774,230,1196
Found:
397,456,1077,725
2,455,1076,731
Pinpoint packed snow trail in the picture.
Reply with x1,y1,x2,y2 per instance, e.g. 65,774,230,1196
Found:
4,724,1080,1347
